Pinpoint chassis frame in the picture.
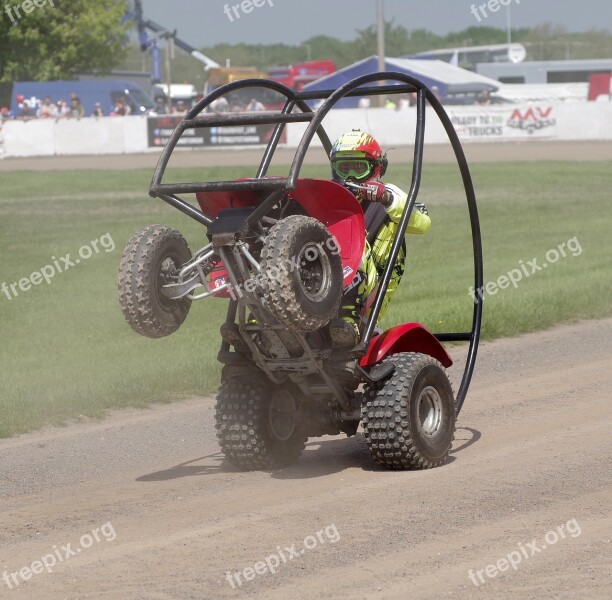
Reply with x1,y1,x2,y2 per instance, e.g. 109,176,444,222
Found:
148,72,484,417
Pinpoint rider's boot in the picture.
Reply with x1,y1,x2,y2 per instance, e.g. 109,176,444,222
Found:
220,322,248,353
329,300,362,348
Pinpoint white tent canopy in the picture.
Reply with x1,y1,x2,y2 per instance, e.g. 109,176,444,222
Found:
303,56,500,107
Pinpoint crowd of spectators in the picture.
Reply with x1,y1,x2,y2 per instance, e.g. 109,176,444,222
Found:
357,88,503,109
1,87,503,123
205,95,267,114
0,93,137,122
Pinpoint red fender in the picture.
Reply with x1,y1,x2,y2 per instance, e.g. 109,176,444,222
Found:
289,179,364,286
359,323,453,368
197,178,365,293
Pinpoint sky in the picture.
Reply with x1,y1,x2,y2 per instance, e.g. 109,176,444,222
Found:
141,0,612,48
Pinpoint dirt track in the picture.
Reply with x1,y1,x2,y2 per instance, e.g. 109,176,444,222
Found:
1,140,612,171
1,317,611,599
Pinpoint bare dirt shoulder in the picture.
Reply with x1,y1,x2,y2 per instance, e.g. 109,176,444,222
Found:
1,317,611,599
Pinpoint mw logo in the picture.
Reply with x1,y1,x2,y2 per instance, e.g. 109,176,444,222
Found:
509,107,553,121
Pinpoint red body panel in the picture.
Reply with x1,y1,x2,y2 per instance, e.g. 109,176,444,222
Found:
197,178,365,292
360,323,453,368
588,74,612,101
268,60,336,91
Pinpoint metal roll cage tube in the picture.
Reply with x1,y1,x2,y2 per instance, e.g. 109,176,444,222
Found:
149,73,483,415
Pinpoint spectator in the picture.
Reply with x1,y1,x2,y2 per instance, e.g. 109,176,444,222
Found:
174,100,188,114
55,100,69,119
357,97,371,109
1,107,14,121
92,102,104,118
111,96,132,117
210,96,229,113
67,96,84,119
397,94,410,110
384,97,397,110
229,96,243,112
37,96,56,118
17,100,35,120
15,94,33,120
113,98,127,116
153,97,167,115
478,90,492,105
246,97,265,112
431,86,443,103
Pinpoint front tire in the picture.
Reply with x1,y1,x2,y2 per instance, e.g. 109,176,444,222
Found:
118,224,191,339
215,370,307,470
362,352,455,470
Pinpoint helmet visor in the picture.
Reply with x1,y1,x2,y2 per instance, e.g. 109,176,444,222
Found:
332,159,374,181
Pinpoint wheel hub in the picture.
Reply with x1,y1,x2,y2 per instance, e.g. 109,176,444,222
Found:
297,242,332,302
268,389,297,441
417,386,443,438
157,256,181,308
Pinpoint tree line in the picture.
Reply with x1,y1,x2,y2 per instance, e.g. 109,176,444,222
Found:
2,1,611,94
129,22,612,90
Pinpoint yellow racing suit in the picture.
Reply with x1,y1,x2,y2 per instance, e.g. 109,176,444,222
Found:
341,183,431,326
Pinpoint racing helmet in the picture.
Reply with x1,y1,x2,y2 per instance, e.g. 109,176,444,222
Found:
330,129,388,184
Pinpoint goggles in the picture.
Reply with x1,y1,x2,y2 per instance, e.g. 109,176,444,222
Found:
331,158,375,181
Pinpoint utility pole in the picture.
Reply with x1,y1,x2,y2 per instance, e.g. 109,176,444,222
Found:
506,5,512,45
376,0,386,107
165,33,175,115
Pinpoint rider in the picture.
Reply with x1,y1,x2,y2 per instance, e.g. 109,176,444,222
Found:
327,129,431,347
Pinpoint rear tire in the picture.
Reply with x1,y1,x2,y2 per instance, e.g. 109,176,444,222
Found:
362,352,455,470
215,369,307,470
259,215,343,332
118,224,191,339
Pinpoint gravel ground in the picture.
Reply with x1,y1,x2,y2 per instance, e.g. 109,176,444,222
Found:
0,317,610,599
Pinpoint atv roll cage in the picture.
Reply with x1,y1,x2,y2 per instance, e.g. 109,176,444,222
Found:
149,72,483,415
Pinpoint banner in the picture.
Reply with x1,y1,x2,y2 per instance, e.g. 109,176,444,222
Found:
147,115,286,148
447,105,558,141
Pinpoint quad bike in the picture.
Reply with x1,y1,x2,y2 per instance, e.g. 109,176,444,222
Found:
118,73,483,471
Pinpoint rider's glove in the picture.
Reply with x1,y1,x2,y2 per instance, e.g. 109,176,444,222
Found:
345,181,391,206
362,181,388,204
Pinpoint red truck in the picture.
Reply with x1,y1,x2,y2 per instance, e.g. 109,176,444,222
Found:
588,74,612,101
267,60,336,92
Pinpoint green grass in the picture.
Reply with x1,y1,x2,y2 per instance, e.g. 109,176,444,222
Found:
0,161,610,438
